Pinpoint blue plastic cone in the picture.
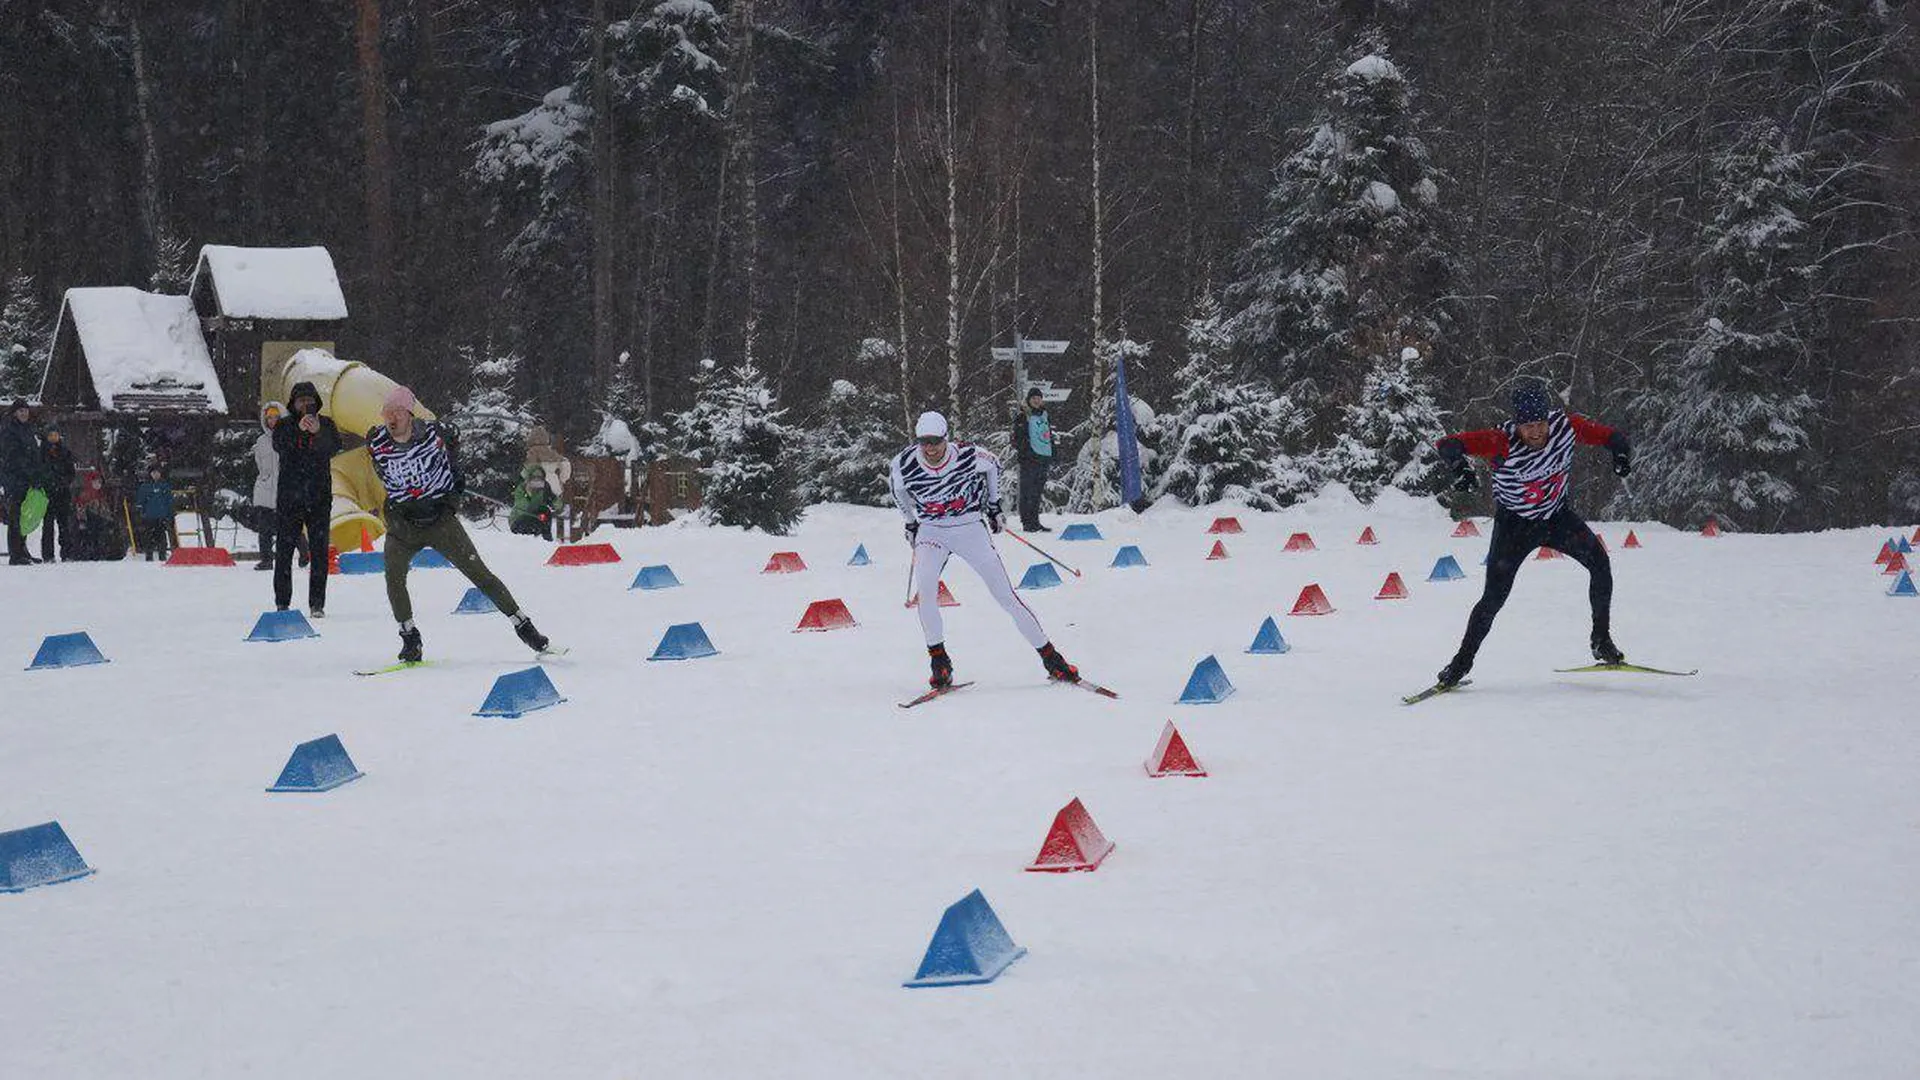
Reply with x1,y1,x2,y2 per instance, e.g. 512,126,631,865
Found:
453,587,499,614
1889,570,1917,597
1245,616,1290,655
903,889,1027,988
338,550,384,574
1428,554,1466,582
1898,535,1914,555
27,632,109,671
412,548,452,568
649,622,719,661
1109,544,1149,568
473,667,567,718
1017,562,1063,590
266,734,365,792
848,543,871,566
630,564,683,591
1059,523,1103,541
0,821,96,892
246,610,318,643
1178,655,1236,704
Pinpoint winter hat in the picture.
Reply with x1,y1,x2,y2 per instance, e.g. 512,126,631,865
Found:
1511,383,1553,423
8,397,27,411
1026,386,1045,402
914,411,949,439
383,385,417,412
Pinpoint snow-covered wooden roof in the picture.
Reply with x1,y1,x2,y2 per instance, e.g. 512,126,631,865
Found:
46,287,228,414
189,245,348,321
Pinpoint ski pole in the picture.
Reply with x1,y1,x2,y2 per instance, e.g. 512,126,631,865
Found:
903,544,918,608
1003,528,1081,578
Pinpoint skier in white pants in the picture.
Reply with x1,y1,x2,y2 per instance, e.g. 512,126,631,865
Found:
889,410,1080,689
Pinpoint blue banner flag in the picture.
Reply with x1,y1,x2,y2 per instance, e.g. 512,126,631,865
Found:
1114,349,1142,505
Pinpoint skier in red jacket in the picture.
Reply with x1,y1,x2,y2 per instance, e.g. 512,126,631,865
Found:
1432,382,1633,688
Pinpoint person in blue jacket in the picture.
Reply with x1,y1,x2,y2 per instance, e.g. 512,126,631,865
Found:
133,463,174,562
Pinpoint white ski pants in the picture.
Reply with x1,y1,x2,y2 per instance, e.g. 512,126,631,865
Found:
913,521,1049,649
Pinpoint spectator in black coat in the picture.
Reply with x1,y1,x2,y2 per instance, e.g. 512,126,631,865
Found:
272,381,341,615
39,424,76,562
1,397,48,565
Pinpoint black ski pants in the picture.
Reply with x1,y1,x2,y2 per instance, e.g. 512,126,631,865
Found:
1454,505,1612,662
40,492,71,561
274,502,330,610
1017,456,1050,529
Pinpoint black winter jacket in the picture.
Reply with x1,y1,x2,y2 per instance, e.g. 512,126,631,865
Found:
0,415,47,492
272,381,342,510
42,441,76,496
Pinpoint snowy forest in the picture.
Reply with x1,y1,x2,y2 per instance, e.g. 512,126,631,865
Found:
2,0,1917,531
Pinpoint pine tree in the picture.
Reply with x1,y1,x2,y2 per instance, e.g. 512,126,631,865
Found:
0,273,51,398
671,357,729,465
1222,37,1453,436
587,350,667,466
1158,296,1316,509
1625,122,1817,532
701,360,803,533
443,344,536,499
799,372,900,507
1319,346,1447,502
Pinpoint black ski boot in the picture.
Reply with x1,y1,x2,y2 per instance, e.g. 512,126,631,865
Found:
398,626,424,663
512,613,550,653
1436,653,1473,689
1038,642,1079,683
928,643,954,689
1590,631,1625,665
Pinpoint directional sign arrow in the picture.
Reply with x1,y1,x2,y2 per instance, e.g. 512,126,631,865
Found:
1020,339,1071,354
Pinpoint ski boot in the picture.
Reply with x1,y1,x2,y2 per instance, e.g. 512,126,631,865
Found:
1436,653,1473,689
398,625,424,664
928,643,954,689
512,613,550,653
1590,631,1625,665
1038,642,1080,683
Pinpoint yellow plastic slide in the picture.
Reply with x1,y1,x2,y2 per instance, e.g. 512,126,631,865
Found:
265,347,435,552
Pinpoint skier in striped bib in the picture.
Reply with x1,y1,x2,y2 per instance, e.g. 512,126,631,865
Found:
889,410,1079,689
1432,382,1633,688
368,385,550,664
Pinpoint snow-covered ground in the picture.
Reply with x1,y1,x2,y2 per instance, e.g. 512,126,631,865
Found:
4,491,1917,1078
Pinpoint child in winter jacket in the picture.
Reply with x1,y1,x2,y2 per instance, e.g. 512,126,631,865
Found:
134,466,174,561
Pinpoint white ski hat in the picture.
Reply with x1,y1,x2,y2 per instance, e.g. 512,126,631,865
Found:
914,411,949,439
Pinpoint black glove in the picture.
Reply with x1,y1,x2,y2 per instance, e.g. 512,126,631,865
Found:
904,521,919,544
986,507,1003,534
1612,451,1632,478
1451,462,1478,493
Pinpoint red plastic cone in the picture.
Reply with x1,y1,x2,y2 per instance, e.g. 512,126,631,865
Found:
327,545,341,575
1357,526,1378,545
1875,540,1895,566
1912,526,1920,545
1624,530,1642,549
906,581,960,608
1206,539,1230,561
794,598,858,631
1289,583,1334,616
1375,571,1409,599
762,551,807,573
1024,797,1115,872
1535,546,1559,560
358,526,374,554
1145,721,1207,778
165,547,236,567
1451,519,1481,538
1207,516,1244,535
1884,551,1908,576
1283,531,1316,552
548,542,621,566
1701,518,1721,537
